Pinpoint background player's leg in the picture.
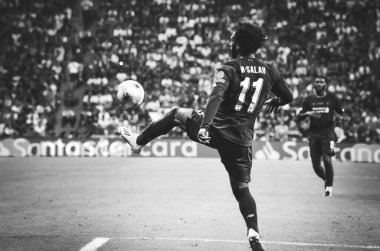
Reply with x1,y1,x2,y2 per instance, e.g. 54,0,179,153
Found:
311,155,326,181
310,139,326,182
136,108,193,145
321,136,335,188
229,175,258,232
322,154,334,187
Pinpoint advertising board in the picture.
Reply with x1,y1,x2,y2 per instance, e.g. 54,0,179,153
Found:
1,138,379,163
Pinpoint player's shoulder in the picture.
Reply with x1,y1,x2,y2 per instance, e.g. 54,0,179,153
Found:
215,60,239,79
326,92,338,98
303,94,315,103
223,57,273,67
220,58,277,73
219,59,239,71
326,92,340,101
261,61,282,77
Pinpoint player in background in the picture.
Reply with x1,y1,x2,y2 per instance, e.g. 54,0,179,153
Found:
298,76,344,197
120,21,293,251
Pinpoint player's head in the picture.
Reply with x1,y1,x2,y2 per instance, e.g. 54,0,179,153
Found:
229,21,267,59
313,75,327,96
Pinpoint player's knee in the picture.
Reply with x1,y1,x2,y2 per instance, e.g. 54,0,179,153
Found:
232,187,250,201
174,108,193,126
322,154,332,164
162,107,179,123
167,107,179,119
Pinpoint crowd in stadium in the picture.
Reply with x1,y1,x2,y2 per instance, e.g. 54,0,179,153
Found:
0,0,379,143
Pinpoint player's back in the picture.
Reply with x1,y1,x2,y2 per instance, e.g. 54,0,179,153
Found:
211,57,287,146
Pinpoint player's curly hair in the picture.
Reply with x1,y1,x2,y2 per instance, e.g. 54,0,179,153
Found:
314,75,328,82
233,21,267,56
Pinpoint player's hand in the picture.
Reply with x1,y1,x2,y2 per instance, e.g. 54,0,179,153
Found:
198,127,211,144
305,111,322,118
327,148,336,156
264,97,281,113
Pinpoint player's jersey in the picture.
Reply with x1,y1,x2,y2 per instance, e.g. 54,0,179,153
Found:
300,93,343,134
201,57,293,146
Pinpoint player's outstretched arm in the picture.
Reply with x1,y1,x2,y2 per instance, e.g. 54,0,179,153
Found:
197,84,226,143
198,69,230,142
264,96,291,113
265,65,293,113
272,82,293,106
298,110,321,118
265,80,293,113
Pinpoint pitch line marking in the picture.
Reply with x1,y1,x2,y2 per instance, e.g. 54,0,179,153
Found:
79,237,110,251
112,236,380,249
258,174,380,180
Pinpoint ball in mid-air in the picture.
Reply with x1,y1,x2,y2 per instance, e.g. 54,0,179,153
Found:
116,80,144,109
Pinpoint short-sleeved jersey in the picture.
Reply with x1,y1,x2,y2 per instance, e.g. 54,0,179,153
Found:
201,57,293,146
300,93,343,134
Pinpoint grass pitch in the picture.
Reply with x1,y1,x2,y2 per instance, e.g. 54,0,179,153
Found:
0,157,379,250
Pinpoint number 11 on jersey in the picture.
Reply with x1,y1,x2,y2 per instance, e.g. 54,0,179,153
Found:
235,77,264,113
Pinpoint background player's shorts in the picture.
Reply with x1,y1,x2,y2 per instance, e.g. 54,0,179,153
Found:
185,110,252,182
309,129,336,158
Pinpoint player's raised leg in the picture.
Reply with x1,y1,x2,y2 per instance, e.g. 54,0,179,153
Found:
120,108,193,153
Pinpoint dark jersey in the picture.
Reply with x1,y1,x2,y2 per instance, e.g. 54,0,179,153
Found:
300,93,343,134
200,57,293,146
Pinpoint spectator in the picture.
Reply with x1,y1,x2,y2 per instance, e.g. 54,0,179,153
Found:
1,0,379,143
274,120,289,142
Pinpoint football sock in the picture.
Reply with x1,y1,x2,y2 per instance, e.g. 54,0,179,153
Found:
233,187,258,232
311,158,326,181
136,108,178,146
323,155,334,187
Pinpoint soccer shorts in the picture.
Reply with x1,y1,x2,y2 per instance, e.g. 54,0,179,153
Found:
309,130,336,159
185,110,252,183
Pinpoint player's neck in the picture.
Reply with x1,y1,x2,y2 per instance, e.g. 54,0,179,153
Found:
237,54,256,59
314,90,327,98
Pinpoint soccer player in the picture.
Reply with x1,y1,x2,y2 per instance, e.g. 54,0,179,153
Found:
298,76,344,197
120,21,293,251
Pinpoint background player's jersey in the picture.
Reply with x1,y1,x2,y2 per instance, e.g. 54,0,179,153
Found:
300,93,343,134
201,57,293,146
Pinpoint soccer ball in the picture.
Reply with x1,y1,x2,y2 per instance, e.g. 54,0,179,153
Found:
116,80,144,109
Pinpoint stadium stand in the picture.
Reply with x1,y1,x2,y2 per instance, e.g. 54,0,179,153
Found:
0,0,379,143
